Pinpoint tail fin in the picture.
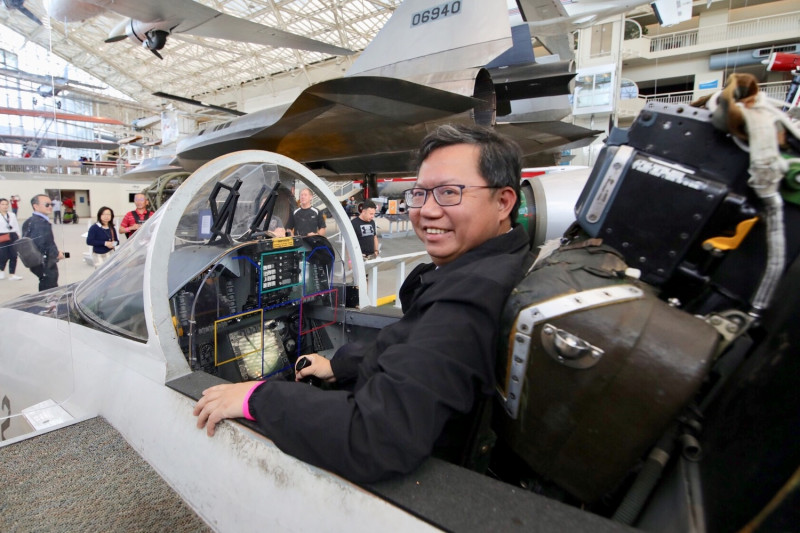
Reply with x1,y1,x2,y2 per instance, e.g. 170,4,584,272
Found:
346,0,513,79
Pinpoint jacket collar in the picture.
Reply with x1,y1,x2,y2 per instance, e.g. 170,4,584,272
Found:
420,225,530,283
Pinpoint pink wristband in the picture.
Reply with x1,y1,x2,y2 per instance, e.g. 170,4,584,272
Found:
242,381,265,421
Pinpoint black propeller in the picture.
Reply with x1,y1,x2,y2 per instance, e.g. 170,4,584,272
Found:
3,0,43,25
152,91,246,116
144,29,168,60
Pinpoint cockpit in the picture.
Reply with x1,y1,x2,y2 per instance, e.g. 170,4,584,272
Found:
71,158,348,388
2,151,370,409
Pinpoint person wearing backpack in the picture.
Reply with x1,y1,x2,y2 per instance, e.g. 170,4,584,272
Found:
22,194,63,291
119,193,154,239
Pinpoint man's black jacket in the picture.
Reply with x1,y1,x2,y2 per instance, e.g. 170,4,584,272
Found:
22,214,58,264
249,225,533,482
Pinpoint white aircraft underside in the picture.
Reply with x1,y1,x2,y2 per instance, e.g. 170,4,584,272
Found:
45,0,354,57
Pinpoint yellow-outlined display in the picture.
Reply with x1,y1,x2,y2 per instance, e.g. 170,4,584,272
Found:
213,308,264,367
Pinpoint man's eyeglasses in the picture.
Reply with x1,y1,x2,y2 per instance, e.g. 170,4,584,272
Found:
43,203,52,207
403,185,500,208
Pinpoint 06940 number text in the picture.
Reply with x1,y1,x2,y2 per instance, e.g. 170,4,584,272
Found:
410,0,462,27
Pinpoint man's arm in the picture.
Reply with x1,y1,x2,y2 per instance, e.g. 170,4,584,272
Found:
31,217,60,259
119,211,135,234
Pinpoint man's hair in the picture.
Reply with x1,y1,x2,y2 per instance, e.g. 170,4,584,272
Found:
362,200,376,210
0,198,6,204
30,194,48,206
415,124,522,222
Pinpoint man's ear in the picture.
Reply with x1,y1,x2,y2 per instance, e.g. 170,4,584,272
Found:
497,187,516,220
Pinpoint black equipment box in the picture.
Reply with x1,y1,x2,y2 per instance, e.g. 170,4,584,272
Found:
575,103,752,286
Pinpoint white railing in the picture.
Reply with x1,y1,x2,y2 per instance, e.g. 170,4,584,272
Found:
331,230,428,308
649,31,698,53
647,11,800,53
618,81,793,118
321,179,362,200
759,81,792,103
363,251,429,308
0,157,134,176
641,91,695,105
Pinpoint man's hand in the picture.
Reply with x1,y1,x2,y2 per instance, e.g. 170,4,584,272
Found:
295,354,336,383
57,251,65,260
194,381,257,436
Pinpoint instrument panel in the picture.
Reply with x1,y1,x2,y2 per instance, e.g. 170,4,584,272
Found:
171,236,341,383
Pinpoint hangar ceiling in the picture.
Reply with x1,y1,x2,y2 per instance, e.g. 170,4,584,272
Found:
0,1,402,115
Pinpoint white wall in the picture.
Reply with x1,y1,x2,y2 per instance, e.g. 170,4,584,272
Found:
0,172,151,221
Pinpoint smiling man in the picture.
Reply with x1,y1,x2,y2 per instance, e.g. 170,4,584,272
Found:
194,124,533,482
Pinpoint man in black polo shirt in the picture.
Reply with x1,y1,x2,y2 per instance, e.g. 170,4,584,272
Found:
287,188,326,237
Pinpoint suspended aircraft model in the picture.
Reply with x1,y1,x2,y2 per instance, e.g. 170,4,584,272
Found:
0,64,108,99
37,0,354,59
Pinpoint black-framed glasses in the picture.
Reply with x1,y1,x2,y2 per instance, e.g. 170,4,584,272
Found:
43,203,52,207
403,185,500,208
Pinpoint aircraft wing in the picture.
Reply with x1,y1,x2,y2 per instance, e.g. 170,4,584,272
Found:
176,76,599,178
177,76,484,175
91,0,353,56
495,121,601,167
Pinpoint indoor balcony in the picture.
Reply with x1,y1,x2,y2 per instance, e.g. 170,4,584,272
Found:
622,10,800,63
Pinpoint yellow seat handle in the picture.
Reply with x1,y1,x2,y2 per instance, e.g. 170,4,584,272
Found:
703,217,758,252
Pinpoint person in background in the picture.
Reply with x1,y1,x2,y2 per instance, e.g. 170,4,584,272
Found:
9,195,19,216
351,200,379,260
51,197,62,224
0,198,23,280
120,193,154,239
345,196,357,218
23,194,63,291
62,196,75,223
194,124,530,483
86,206,119,268
286,188,326,236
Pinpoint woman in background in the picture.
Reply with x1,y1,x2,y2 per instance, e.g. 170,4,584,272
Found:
0,197,22,280
86,206,119,268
